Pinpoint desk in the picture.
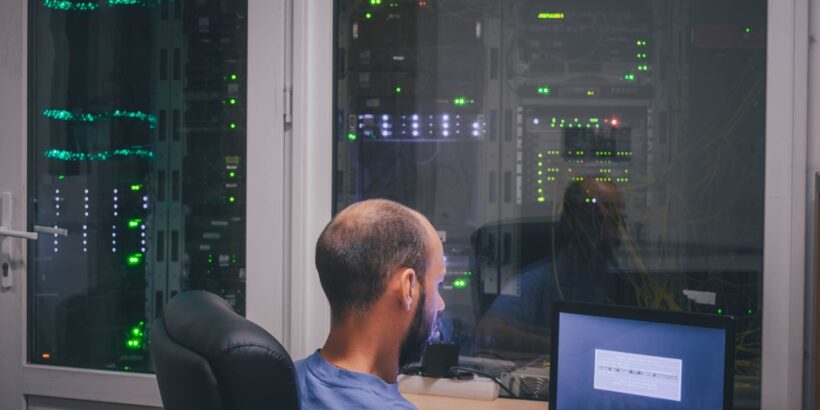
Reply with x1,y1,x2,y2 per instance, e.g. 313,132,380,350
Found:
404,393,547,410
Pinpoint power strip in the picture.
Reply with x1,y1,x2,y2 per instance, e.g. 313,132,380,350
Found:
397,375,500,401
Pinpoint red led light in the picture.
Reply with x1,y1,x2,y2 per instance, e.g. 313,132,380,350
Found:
610,118,620,127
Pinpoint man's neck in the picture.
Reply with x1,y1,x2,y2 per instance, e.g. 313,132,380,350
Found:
320,315,402,384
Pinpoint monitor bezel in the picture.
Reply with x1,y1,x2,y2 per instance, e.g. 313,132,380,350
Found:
549,301,735,410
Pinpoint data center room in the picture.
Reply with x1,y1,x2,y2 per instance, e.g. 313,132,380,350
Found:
0,0,818,409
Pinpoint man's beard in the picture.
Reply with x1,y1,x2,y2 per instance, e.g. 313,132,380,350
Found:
398,289,436,368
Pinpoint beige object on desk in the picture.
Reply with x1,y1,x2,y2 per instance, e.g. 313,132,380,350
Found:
403,393,547,410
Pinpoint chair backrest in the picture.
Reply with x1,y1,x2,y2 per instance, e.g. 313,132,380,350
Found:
150,291,300,410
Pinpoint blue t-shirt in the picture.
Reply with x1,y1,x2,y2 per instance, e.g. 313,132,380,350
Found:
294,351,416,410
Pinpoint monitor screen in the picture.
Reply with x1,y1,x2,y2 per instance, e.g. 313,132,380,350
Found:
551,303,733,410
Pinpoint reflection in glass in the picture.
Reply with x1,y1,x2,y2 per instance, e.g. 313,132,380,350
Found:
29,0,248,372
335,1,765,406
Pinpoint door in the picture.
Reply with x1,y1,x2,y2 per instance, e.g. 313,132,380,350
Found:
0,0,288,408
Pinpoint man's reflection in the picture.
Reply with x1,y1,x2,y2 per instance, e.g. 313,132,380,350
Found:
475,179,626,355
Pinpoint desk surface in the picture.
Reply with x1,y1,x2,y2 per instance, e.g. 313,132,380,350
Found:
404,393,547,410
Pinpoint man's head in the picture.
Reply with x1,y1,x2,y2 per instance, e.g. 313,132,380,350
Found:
560,179,625,259
315,199,446,365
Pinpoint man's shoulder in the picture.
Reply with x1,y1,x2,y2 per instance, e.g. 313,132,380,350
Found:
293,352,416,410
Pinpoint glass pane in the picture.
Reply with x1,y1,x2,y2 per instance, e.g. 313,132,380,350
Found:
334,1,765,407
29,0,248,372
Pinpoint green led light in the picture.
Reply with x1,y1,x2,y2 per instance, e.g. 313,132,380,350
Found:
537,197,546,202
395,86,402,93
453,97,470,106
537,86,551,95
365,12,372,19
453,278,468,288
347,133,358,141
623,74,636,81
44,147,155,161
126,253,143,266
747,308,753,315
744,26,751,33
130,184,142,191
636,40,647,46
229,122,237,129
228,196,236,203
229,171,236,178
229,98,237,105
44,0,99,11
464,271,472,276
127,219,142,229
42,108,158,128
537,12,565,20
717,308,724,315
230,74,238,80
369,0,381,5
58,175,65,180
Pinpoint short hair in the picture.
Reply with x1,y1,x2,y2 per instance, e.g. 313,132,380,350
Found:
315,199,431,322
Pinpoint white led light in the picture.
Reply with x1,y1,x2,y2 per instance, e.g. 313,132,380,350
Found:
84,189,89,194
412,114,419,121
382,114,389,121
442,114,450,121
142,204,148,209
443,131,450,137
54,248,58,252
114,212,118,216
412,130,419,137
112,248,117,252
114,204,118,209
443,123,449,129
473,130,480,137
412,123,419,129
533,118,540,125
55,189,60,194
83,233,87,238
113,189,118,193
142,196,148,202
84,212,89,217
473,122,480,129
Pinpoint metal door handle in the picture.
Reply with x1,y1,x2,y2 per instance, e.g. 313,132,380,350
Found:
0,262,10,290
0,227,38,241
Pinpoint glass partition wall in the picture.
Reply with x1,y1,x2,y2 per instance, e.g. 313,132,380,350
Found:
29,0,248,372
334,0,766,406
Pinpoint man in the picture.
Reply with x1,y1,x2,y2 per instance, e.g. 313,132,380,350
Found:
295,199,447,410
476,179,625,354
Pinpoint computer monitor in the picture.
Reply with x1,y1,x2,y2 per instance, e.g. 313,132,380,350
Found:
550,302,734,410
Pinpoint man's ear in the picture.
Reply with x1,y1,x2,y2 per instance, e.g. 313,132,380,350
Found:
398,268,417,311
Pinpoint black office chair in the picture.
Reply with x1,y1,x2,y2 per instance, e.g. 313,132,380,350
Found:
150,290,300,410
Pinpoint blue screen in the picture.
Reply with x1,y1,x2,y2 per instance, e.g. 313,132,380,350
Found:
555,312,726,410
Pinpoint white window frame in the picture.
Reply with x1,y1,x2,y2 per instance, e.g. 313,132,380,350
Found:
0,0,289,407
287,1,812,409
